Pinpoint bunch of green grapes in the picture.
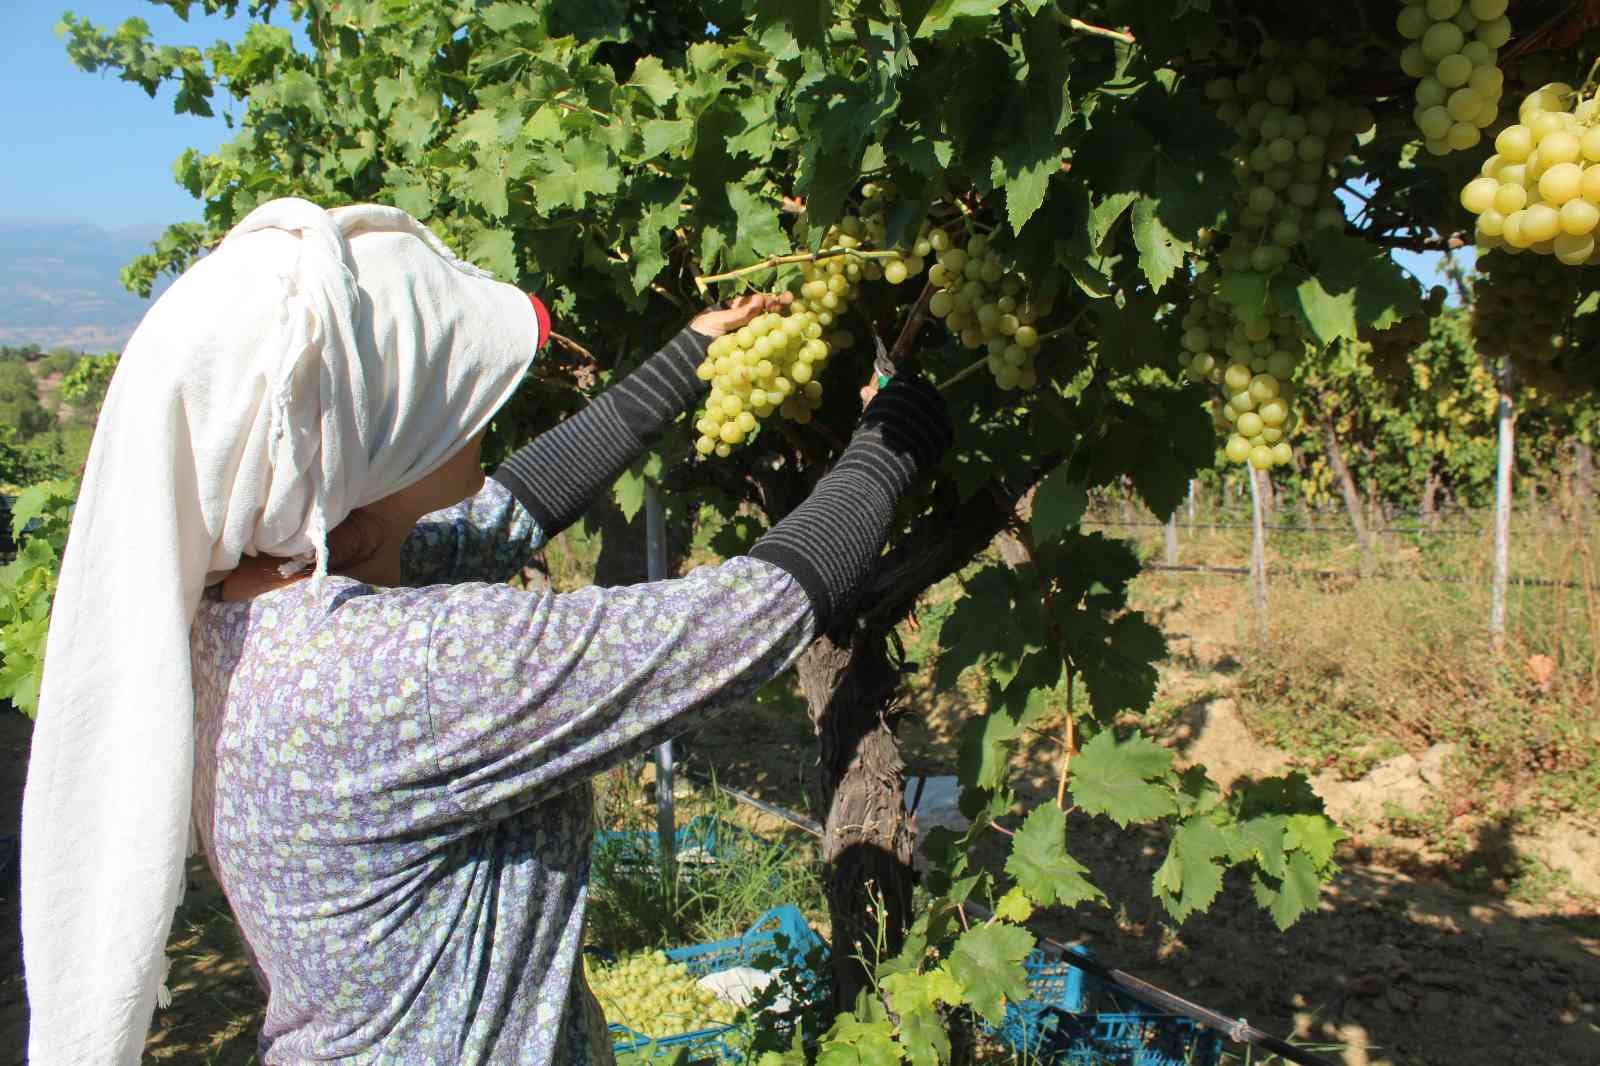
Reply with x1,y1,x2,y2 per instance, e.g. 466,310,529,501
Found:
585,951,738,1037
694,189,933,456
925,232,1047,390
695,308,835,455
849,183,929,286
1192,37,1375,469
1470,248,1575,373
1184,279,1303,470
1359,284,1448,381
1396,0,1511,155
1460,83,1600,265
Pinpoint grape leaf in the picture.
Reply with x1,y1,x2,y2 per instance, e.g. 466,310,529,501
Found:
1031,465,1087,545
727,181,791,264
465,227,517,280
628,186,685,293
533,137,621,212
638,118,694,160
1088,191,1139,250
947,923,1034,1025
1230,813,1288,879
389,93,441,157
753,0,832,49
1075,612,1165,722
881,967,963,1016
994,885,1035,922
1005,802,1103,908
1130,197,1190,291
911,0,1004,38
387,177,434,220
9,480,74,541
897,1005,951,1066
958,709,1024,792
934,566,1042,690
1263,849,1323,930
1068,731,1176,826
453,160,511,220
1218,270,1270,323
613,470,646,523
816,1013,901,1066
998,13,1070,235
0,652,43,717
626,55,679,107
1284,813,1345,869
480,2,540,31
1152,816,1230,922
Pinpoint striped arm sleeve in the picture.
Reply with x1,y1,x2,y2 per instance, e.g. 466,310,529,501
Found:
491,327,712,536
748,376,952,632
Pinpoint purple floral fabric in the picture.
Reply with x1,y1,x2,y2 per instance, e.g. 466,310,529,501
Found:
189,478,813,1064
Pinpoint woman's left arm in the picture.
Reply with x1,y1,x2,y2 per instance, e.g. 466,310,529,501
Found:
491,294,786,542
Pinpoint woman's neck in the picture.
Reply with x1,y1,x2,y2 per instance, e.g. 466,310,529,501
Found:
218,537,408,601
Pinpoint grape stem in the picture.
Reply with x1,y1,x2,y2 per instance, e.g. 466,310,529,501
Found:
1056,668,1076,809
1580,56,1600,101
887,281,938,369
936,354,990,392
693,247,906,292
1067,18,1135,44
1049,8,1135,44
547,330,596,364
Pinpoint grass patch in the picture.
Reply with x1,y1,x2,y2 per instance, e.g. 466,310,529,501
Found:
587,771,828,955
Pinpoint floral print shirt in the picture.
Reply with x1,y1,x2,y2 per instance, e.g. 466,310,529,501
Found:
190,478,814,1064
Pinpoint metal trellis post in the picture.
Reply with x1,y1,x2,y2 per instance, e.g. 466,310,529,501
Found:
644,481,676,868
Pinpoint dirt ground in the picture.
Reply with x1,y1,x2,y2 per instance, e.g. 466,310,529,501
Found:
687,577,1600,1066
1,575,1596,1065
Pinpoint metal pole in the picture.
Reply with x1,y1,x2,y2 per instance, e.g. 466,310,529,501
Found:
1164,511,1178,566
1248,467,1269,644
1490,364,1516,654
644,481,676,867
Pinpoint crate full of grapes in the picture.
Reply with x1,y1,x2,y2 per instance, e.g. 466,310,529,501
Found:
587,905,827,1064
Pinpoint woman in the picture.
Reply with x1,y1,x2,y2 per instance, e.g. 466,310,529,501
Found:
21,198,949,1065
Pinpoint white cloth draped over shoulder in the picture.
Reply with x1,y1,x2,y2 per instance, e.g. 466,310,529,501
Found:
20,198,544,1065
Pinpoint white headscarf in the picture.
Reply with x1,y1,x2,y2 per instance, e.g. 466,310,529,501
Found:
20,198,544,1065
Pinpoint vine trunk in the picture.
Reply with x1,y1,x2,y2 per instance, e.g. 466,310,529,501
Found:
796,630,916,1010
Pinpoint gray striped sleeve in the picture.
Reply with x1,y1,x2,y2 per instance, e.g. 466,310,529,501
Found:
492,327,712,536
748,376,952,632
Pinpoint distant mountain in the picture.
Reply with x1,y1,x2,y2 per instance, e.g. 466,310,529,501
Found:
0,221,177,352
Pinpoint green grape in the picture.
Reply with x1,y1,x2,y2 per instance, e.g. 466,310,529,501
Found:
585,951,738,1039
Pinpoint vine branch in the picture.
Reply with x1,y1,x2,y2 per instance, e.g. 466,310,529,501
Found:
1067,17,1136,44
694,247,905,292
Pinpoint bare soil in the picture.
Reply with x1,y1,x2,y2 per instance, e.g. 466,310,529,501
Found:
690,575,1600,1066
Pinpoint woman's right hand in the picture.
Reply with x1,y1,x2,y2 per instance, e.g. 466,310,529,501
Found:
688,292,793,339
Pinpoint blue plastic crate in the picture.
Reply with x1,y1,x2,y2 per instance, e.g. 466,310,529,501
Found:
593,814,776,869
602,905,828,1064
995,946,1094,1058
995,946,1223,1066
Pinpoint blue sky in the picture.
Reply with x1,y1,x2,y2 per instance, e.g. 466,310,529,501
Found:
1,1,306,230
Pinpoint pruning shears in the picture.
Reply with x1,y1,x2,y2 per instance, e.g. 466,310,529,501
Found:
867,317,895,389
